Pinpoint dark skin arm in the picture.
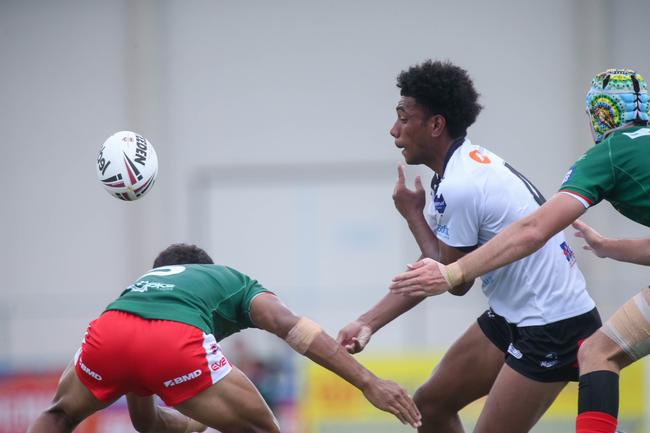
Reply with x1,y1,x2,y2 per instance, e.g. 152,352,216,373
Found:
249,293,422,428
126,394,206,433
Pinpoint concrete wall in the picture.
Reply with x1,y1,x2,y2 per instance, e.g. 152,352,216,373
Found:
1,0,649,367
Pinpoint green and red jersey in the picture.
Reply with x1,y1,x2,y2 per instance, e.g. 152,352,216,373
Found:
105,264,271,341
560,126,650,227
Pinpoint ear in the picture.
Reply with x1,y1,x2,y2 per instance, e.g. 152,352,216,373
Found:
429,114,447,138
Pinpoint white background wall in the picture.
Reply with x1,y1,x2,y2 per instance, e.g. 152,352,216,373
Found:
1,0,650,368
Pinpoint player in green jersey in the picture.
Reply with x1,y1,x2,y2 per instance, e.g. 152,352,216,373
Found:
28,243,421,433
387,69,649,433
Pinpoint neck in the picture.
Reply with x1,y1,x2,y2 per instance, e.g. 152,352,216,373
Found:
427,136,461,176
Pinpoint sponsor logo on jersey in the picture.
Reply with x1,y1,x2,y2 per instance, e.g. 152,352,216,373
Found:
469,149,491,164
561,166,575,185
210,357,229,372
79,358,103,381
163,369,203,388
436,224,449,239
507,343,523,359
623,128,650,139
560,241,576,266
540,352,559,368
127,280,176,293
434,193,446,214
209,343,219,354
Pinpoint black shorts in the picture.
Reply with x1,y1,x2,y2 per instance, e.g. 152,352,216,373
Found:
477,308,601,382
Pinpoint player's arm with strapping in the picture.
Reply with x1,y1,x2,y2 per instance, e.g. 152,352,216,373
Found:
389,145,613,296
573,219,650,265
249,293,422,429
390,193,587,296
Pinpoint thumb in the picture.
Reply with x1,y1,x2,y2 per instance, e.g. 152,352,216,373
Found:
406,259,428,270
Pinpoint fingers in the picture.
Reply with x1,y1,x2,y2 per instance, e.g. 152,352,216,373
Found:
572,219,587,230
390,389,422,428
397,164,406,186
415,175,424,192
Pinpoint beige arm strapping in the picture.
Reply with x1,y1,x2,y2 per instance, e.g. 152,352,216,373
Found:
285,317,322,354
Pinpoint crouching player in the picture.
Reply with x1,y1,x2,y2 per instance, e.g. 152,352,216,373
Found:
28,243,421,433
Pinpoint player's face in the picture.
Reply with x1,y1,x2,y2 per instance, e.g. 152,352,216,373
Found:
390,97,434,165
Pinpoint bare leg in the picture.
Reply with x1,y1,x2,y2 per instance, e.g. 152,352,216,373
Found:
473,363,566,433
27,362,113,433
414,322,505,433
574,289,648,433
174,366,280,433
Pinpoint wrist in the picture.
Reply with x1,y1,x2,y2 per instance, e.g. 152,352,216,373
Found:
356,316,376,333
356,371,377,391
441,262,465,288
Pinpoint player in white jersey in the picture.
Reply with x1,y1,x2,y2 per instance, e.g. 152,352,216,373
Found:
431,139,594,326
337,60,601,433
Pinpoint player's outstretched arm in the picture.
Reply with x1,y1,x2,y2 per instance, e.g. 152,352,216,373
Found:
250,293,422,429
390,193,586,295
337,292,424,354
573,219,650,265
126,394,206,433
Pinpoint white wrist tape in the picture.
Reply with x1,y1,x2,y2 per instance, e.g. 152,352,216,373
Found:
439,262,465,288
285,317,322,354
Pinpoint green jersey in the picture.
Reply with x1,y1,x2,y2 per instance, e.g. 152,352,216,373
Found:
560,126,650,227
105,264,271,341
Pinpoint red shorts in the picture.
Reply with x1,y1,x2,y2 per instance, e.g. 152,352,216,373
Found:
74,310,232,406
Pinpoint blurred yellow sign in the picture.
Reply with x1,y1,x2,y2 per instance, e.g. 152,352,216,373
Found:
300,351,645,432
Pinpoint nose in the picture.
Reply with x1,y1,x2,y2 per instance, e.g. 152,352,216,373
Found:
390,121,399,138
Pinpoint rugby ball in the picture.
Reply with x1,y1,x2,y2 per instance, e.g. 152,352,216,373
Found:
96,131,158,201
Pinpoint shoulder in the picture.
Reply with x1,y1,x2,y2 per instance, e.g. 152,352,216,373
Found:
442,141,503,193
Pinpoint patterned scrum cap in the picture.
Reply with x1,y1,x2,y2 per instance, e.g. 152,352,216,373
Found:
586,68,649,143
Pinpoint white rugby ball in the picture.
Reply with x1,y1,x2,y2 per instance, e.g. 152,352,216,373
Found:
96,131,158,201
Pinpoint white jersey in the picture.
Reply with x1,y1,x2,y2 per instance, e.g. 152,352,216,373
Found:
425,139,595,326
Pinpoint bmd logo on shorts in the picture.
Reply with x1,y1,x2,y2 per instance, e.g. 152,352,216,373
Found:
79,358,103,381
163,369,202,388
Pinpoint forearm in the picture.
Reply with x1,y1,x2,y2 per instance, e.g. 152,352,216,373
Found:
151,407,193,433
453,194,584,284
406,215,441,260
599,237,650,265
456,215,547,282
127,394,199,433
358,291,424,333
303,331,376,390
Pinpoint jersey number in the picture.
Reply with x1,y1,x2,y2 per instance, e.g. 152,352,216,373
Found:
138,265,186,279
504,162,546,206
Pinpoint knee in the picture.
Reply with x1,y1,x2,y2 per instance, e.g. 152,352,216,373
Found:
43,404,81,430
413,384,455,421
578,333,611,372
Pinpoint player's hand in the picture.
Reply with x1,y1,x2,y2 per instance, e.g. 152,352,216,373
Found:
393,164,426,221
336,320,372,354
389,258,451,297
572,219,609,258
361,378,422,429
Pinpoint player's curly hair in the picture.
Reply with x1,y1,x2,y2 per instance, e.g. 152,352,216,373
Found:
397,60,482,138
153,243,214,267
